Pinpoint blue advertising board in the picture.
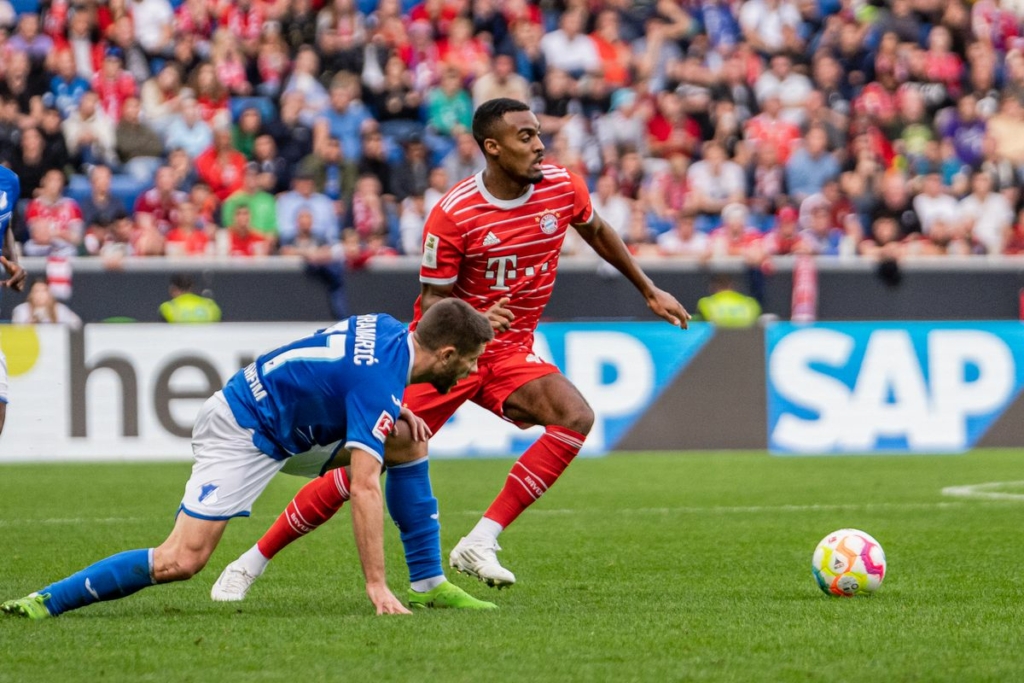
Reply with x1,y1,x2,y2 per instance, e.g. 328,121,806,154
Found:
766,322,1024,455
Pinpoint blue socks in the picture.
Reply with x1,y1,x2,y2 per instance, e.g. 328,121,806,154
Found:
385,458,443,583
41,548,155,616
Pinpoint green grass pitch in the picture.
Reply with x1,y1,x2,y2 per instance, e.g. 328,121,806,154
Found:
2,450,1024,682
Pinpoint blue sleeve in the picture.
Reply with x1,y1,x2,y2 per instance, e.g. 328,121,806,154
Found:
344,384,400,464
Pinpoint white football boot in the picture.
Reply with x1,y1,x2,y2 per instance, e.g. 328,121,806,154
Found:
210,560,261,602
449,537,516,588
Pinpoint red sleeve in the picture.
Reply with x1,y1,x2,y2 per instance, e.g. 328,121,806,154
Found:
24,200,40,223
419,204,464,286
568,170,594,226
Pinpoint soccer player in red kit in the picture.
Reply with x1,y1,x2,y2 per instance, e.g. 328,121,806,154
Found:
211,99,690,607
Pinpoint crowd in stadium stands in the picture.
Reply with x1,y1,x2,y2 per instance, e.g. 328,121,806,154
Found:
3,0,1024,268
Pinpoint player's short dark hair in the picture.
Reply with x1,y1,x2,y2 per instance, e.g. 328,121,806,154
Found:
416,299,493,355
472,98,531,152
170,273,194,292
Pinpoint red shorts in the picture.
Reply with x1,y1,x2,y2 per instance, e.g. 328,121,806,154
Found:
403,349,561,433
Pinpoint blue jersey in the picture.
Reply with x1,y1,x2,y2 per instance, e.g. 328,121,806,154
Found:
0,165,20,248
223,314,413,463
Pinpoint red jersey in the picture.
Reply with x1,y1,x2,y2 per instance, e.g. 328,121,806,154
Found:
134,188,187,233
414,165,593,357
229,229,266,256
26,197,84,240
92,72,137,123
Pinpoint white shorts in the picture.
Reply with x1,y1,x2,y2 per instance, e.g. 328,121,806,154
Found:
181,392,349,520
0,350,8,404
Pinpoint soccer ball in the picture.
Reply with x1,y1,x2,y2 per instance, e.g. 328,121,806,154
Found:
811,528,886,597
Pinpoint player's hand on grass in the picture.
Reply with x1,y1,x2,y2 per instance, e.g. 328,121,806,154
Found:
0,256,25,292
399,406,432,442
486,297,514,333
366,582,412,615
647,288,691,329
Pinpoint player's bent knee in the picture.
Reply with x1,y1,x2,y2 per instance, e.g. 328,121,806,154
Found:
559,403,594,436
384,429,429,467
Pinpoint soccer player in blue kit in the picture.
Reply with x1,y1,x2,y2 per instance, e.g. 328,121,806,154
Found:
0,164,27,435
1,299,493,618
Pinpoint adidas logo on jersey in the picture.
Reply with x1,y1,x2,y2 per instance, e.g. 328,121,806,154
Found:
483,232,501,247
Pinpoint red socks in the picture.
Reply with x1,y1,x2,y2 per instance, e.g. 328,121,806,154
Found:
257,468,350,559
483,425,585,528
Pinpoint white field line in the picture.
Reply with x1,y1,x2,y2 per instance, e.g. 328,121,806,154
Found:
1,498,1020,528
941,481,1024,501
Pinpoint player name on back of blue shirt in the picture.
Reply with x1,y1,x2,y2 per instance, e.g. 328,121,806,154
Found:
223,314,412,462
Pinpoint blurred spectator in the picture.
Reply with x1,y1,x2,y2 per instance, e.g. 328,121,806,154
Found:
745,92,801,164
251,134,291,194
657,214,709,258
195,127,247,201
11,280,82,328
277,170,338,245
590,9,632,89
785,126,840,203
24,169,83,256
424,166,448,214
226,205,268,257
63,91,118,169
315,72,372,162
233,107,263,160
11,127,62,198
159,273,222,323
389,134,430,202
134,165,186,235
140,64,188,137
958,171,1013,255
65,10,98,82
689,141,746,226
800,199,849,257
356,130,392,195
647,91,700,160
632,15,683,94
472,54,530,109
92,47,137,123
1003,209,1024,256
188,63,229,128
913,172,959,235
210,30,251,96
46,50,90,120
264,91,314,165
697,275,761,328
298,136,357,205
167,147,200,192
426,67,473,138
739,0,803,55
591,173,632,239
755,55,812,126
985,95,1024,167
115,96,165,181
282,48,325,129
859,216,906,262
870,173,922,239
369,55,424,137
762,206,806,256
280,206,349,318
165,201,212,257
163,97,213,160
222,163,278,246
130,0,174,59
938,94,985,168
597,88,647,161
398,194,426,256
540,8,598,79
441,130,484,187
439,16,489,81
0,51,47,128
348,174,387,240
708,203,762,262
40,108,71,172
80,166,128,254
9,14,53,63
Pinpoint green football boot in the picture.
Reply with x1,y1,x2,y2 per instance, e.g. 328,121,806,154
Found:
1,593,53,619
407,581,497,610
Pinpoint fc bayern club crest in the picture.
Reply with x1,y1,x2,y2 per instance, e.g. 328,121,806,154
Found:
539,213,558,235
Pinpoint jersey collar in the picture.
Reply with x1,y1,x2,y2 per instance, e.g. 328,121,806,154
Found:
475,172,535,210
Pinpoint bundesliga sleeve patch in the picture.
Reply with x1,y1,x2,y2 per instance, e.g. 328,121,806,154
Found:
422,233,439,269
372,410,396,442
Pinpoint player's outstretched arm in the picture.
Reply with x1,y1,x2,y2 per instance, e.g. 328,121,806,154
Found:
574,213,691,329
0,227,25,292
348,448,412,615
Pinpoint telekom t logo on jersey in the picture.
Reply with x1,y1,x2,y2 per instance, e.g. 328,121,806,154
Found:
485,255,518,291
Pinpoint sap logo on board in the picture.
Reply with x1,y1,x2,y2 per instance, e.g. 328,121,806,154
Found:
767,325,1020,454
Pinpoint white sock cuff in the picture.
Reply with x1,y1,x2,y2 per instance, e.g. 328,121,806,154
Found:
387,456,429,470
